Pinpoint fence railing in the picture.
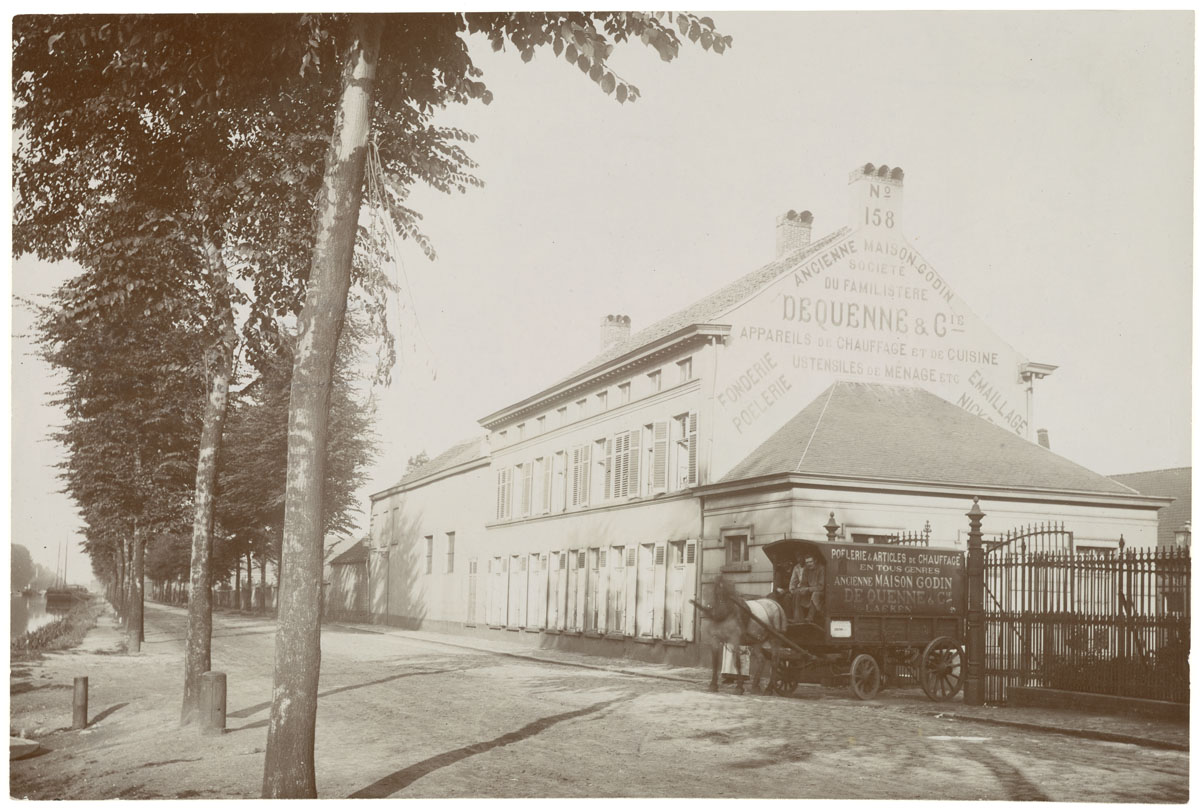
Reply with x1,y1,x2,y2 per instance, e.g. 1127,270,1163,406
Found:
983,539,1189,704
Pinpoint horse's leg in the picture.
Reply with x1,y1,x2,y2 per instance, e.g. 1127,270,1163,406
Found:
709,643,720,692
749,644,766,694
733,645,745,695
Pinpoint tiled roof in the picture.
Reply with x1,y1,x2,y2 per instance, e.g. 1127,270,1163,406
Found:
328,538,368,566
553,227,853,387
392,436,487,491
1110,467,1191,545
721,381,1136,495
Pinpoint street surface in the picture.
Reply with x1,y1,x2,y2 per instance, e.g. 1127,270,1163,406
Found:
10,603,1189,800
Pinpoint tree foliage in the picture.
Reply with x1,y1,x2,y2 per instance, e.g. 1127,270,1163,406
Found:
14,11,730,797
12,545,35,590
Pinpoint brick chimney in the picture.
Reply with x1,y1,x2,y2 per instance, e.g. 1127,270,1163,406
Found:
776,209,813,257
1037,429,1051,449
849,162,904,233
600,314,631,351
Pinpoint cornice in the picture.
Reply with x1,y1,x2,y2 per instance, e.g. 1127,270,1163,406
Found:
478,324,731,430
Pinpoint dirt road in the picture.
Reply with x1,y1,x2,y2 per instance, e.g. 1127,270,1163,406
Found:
10,602,1189,800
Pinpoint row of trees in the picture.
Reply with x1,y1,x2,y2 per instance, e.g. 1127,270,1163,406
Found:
13,12,728,796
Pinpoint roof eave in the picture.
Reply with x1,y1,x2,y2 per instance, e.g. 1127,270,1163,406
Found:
478,323,732,430
699,471,1172,510
370,455,491,502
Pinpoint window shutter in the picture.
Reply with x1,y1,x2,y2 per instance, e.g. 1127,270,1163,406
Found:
576,441,585,504
687,412,699,486
577,550,587,569
686,541,696,564
652,421,669,492
522,463,533,516
613,433,628,498
521,556,528,572
559,552,567,570
655,544,665,566
628,430,641,495
604,438,613,500
541,457,552,514
627,547,637,567
599,549,606,568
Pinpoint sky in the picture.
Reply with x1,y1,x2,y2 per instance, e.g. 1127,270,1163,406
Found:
8,11,1194,578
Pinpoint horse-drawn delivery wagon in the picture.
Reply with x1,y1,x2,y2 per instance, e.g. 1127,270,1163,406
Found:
705,538,967,702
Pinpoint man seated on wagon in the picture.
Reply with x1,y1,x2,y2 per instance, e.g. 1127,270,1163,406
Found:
788,555,825,623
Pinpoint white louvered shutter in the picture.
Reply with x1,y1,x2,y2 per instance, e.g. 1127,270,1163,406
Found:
604,438,613,500
628,430,641,495
687,412,699,486
576,441,585,504
652,421,669,492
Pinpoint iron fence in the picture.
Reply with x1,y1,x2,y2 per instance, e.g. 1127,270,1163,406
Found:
983,533,1189,704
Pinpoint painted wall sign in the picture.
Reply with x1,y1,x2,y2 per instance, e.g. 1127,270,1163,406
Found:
826,545,964,616
709,172,1033,479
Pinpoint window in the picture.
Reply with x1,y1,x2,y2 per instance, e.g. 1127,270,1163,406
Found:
673,412,698,489
608,545,625,631
496,467,513,520
536,415,546,435
569,444,591,507
552,451,566,511
618,382,631,404
517,423,526,441
533,457,547,514
425,535,434,574
498,430,507,446
446,532,455,573
596,390,608,411
389,507,399,546
647,370,662,393
539,456,551,514
520,462,534,517
608,430,641,499
557,406,568,427
725,534,749,565
647,421,669,495
677,357,692,383
593,439,608,502
576,398,588,419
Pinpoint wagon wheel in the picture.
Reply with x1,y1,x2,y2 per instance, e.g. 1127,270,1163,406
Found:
849,653,882,700
919,637,965,702
770,656,799,696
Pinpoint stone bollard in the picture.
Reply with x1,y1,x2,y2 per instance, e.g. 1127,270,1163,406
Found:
198,671,227,735
72,677,88,729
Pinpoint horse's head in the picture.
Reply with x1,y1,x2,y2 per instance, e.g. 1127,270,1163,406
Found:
710,574,740,622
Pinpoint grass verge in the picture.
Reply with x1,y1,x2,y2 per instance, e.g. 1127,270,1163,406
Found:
12,597,105,661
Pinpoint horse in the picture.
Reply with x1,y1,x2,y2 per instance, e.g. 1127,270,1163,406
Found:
703,574,788,694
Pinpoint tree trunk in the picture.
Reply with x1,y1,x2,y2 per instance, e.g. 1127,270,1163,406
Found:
131,520,145,643
235,555,242,611
245,550,253,610
115,536,126,619
260,553,267,612
181,239,237,725
261,16,380,798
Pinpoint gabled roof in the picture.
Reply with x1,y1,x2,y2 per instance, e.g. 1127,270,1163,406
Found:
328,539,368,566
722,381,1137,496
1110,467,1191,545
551,227,852,392
391,436,487,491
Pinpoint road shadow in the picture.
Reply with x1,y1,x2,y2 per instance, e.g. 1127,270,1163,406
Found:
89,702,130,726
347,695,635,798
228,667,463,722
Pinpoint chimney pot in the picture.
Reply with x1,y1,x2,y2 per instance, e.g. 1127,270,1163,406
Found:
1037,428,1051,449
776,209,814,258
600,314,631,351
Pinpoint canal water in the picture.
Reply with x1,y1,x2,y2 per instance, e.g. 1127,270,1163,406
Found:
11,594,63,637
